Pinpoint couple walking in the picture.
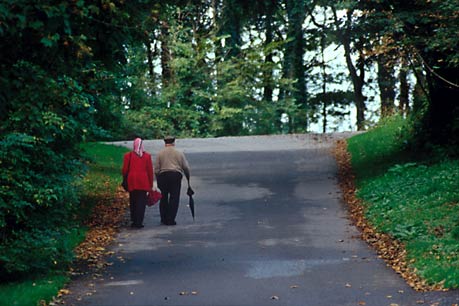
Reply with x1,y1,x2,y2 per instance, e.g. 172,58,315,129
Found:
121,136,191,227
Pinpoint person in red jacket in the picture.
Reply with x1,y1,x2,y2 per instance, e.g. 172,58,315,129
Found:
122,138,154,228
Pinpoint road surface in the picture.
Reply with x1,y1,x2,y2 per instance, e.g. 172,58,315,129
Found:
64,134,458,306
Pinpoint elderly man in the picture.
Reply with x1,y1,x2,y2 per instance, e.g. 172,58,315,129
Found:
154,136,191,225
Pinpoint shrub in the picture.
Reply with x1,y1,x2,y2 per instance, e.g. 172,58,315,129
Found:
0,62,92,279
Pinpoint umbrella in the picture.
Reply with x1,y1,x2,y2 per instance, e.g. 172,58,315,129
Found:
187,180,195,220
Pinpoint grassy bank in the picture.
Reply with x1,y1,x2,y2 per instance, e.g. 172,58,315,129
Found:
347,116,459,289
0,143,127,306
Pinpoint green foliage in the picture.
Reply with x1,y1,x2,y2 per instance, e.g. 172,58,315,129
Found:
120,14,297,138
359,0,459,146
0,274,68,306
359,160,459,288
349,116,459,288
0,0,156,279
0,228,82,277
0,142,126,303
347,115,413,182
214,39,297,136
0,132,83,278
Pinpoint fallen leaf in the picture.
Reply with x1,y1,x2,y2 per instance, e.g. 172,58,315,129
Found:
57,289,70,297
358,301,366,305
333,141,445,292
415,300,424,304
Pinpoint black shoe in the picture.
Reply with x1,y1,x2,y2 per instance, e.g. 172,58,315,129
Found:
131,223,144,228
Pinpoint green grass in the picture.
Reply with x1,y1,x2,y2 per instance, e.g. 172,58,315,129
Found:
347,115,414,182
80,142,129,196
0,275,68,306
348,116,459,288
0,143,128,306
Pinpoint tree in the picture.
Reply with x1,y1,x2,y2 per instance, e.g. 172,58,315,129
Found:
282,0,308,132
377,54,396,118
398,58,410,116
360,0,459,148
331,5,369,131
0,0,159,278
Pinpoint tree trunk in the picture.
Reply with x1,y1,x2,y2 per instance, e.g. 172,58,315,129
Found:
343,37,365,130
160,20,172,89
377,54,396,118
145,35,155,81
284,0,307,132
220,0,242,58
355,51,366,130
263,8,274,104
424,59,459,145
321,22,327,134
398,60,410,116
335,8,366,131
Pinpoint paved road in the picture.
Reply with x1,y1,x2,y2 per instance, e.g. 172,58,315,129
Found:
65,134,458,306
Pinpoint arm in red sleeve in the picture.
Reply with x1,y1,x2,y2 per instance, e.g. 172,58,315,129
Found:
122,152,131,176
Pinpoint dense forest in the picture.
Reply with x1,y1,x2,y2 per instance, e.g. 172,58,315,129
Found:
1,0,458,278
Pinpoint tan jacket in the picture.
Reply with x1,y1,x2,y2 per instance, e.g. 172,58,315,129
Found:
154,146,190,179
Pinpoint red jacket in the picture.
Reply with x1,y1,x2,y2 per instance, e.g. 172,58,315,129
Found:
122,152,154,192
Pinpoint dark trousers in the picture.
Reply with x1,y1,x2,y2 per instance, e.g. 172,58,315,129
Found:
157,172,182,225
129,190,147,227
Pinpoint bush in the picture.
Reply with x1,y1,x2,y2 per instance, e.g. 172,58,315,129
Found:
0,62,92,279
0,133,82,280
0,228,78,278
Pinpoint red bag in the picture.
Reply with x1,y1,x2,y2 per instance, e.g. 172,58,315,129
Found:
147,190,162,206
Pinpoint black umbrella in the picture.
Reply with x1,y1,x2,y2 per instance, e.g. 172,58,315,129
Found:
187,180,195,220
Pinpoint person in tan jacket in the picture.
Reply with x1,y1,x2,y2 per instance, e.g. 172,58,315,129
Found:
154,136,190,225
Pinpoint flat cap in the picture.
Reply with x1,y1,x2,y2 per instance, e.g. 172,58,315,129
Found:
164,135,175,143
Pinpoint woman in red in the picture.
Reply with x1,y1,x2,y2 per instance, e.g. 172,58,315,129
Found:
122,138,154,228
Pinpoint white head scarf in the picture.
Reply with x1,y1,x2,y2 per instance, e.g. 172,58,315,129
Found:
133,138,144,157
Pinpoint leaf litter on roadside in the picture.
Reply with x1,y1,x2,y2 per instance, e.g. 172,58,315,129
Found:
333,140,444,292
58,187,130,303
74,187,129,271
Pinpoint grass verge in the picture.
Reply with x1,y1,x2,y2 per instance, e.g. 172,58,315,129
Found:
0,143,128,306
344,116,459,290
